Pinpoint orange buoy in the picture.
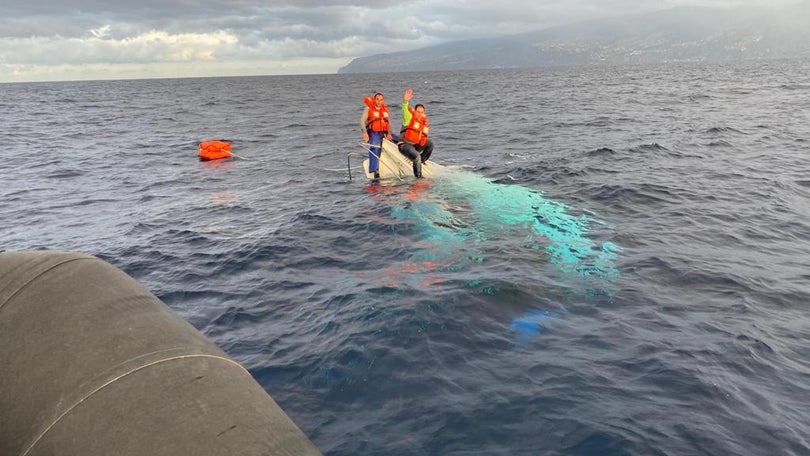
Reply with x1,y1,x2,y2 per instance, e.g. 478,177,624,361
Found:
198,140,232,161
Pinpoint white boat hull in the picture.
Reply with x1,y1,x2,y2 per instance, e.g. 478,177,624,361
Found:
362,138,442,180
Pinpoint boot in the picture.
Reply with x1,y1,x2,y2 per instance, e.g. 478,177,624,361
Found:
413,157,423,178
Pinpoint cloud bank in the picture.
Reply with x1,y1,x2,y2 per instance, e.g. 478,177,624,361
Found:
0,0,799,82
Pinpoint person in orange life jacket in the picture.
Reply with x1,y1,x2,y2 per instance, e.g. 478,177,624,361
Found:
360,92,392,179
397,88,434,178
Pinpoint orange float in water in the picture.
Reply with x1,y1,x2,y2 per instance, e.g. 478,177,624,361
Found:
198,140,232,161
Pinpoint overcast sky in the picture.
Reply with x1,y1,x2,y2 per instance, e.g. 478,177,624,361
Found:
0,0,799,82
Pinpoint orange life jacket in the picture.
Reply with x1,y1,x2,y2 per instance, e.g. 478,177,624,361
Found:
403,109,429,147
364,97,390,133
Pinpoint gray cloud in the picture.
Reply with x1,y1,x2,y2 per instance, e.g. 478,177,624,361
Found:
0,0,800,82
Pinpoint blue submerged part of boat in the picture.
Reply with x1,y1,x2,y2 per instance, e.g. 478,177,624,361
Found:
510,309,562,342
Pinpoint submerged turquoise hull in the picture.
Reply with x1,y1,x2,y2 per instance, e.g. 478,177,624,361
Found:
366,165,621,342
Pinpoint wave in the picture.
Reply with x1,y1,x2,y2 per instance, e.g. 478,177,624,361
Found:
705,126,747,135
585,147,616,157
628,143,669,153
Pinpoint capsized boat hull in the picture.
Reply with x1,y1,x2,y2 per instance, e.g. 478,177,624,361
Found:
363,138,443,180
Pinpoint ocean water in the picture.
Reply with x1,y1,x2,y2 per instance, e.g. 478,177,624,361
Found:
3,59,810,455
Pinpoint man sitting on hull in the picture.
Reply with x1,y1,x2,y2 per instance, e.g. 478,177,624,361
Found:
397,88,434,178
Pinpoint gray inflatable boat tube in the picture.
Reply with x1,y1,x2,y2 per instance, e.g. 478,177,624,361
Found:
0,250,321,456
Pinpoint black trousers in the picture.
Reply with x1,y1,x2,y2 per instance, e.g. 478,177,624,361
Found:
398,139,434,177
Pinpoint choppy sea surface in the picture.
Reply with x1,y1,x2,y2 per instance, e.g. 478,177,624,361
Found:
3,59,810,455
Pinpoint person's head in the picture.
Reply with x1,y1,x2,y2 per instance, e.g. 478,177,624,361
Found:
373,92,384,107
414,103,425,116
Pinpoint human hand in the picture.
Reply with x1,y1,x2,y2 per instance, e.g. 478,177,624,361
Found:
403,89,413,101
363,131,369,142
